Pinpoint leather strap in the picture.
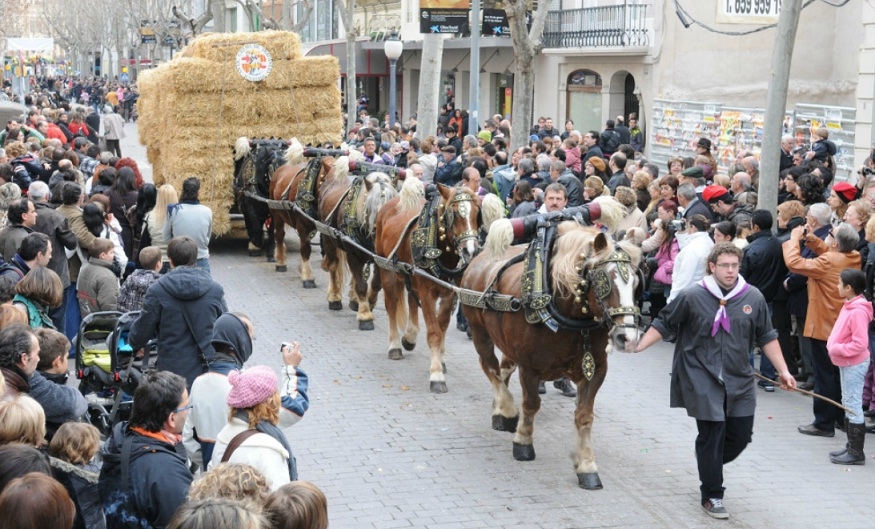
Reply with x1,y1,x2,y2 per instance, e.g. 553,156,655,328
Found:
221,429,260,463
222,429,260,463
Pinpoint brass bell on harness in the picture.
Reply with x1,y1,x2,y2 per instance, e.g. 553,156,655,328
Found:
439,235,446,241
581,305,589,314
439,226,446,233
446,246,452,252
574,296,582,304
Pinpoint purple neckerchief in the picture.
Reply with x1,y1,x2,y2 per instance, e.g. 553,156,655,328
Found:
699,274,750,336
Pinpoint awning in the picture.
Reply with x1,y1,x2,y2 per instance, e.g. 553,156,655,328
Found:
6,38,54,54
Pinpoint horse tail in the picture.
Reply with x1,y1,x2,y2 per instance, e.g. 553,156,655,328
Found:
359,172,397,235
480,194,505,233
335,156,350,181
398,177,424,212
284,138,305,165
591,196,624,234
234,137,250,161
483,219,513,260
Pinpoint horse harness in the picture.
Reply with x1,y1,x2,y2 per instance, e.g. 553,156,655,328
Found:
410,186,480,279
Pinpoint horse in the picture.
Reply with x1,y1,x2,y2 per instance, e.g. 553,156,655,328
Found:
374,179,505,393
234,137,285,261
269,139,336,287
317,160,397,330
460,209,642,490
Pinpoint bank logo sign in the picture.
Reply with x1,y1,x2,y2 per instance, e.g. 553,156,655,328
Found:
420,0,470,34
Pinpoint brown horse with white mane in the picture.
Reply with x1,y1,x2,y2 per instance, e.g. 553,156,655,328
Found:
460,200,642,489
317,159,397,329
269,139,335,287
374,179,504,393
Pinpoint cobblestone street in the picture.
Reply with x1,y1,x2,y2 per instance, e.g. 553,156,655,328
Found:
118,125,875,529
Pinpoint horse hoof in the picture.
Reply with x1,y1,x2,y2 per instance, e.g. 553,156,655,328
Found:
349,300,359,312
248,249,262,257
275,265,288,273
388,348,404,360
430,381,448,394
401,338,415,351
512,442,536,461
303,280,317,289
491,415,518,433
577,473,603,490
358,320,374,331
328,301,343,311
266,255,276,263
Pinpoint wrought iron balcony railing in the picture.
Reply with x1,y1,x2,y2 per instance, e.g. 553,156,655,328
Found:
542,4,649,49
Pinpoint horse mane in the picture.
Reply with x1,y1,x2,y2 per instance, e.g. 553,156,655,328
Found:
334,156,350,181
234,137,250,161
616,239,642,266
348,149,365,163
551,221,614,298
284,138,305,165
357,172,397,235
398,177,424,212
591,196,625,234
480,194,505,233
483,218,513,260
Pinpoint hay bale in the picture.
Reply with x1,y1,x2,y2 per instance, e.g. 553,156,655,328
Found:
138,30,342,236
182,30,302,63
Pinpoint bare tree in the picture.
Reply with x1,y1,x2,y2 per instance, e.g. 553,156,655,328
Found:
334,0,356,135
245,0,314,32
505,0,550,152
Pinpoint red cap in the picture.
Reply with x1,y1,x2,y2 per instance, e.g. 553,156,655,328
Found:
702,185,730,204
832,182,857,203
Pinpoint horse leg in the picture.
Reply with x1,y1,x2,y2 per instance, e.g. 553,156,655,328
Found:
244,199,262,256
512,368,542,462
349,255,375,331
298,227,316,289
273,214,288,272
573,349,608,490
347,270,358,312
401,286,419,352
420,288,452,394
264,208,276,263
367,265,381,309
499,356,518,387
381,272,405,360
321,241,343,311
471,326,518,432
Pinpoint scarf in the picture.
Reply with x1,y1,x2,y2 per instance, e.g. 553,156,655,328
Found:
699,275,750,336
234,410,298,481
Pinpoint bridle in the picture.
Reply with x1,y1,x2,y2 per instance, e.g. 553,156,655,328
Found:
433,189,481,277
577,248,642,332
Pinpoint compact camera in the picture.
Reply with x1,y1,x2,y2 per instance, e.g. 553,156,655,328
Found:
669,219,686,232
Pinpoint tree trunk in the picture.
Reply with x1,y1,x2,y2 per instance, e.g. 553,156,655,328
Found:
505,0,550,153
416,33,444,140
758,0,803,214
335,0,357,135
211,0,226,32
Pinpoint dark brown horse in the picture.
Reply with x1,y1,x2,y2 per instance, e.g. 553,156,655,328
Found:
460,215,642,489
269,140,335,287
317,163,397,329
374,179,504,393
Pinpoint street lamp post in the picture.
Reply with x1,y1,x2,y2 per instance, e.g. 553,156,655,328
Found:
384,34,403,130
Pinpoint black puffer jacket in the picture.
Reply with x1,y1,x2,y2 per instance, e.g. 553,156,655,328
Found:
98,422,192,529
741,229,787,303
128,266,227,387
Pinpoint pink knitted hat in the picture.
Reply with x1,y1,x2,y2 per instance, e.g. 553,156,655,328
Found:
227,366,278,409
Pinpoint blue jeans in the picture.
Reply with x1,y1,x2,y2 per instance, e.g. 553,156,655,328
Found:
749,350,776,380
840,359,870,425
64,283,81,357
195,258,211,275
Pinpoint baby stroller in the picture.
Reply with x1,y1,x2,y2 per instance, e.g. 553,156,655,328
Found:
75,311,150,435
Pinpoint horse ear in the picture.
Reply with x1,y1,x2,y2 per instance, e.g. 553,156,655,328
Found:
593,232,608,253
437,183,452,201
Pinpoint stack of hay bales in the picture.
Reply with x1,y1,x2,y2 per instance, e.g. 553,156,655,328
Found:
137,30,342,234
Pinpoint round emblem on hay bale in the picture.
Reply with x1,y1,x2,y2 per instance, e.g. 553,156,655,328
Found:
235,44,273,82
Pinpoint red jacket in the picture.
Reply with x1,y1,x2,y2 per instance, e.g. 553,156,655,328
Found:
46,123,68,143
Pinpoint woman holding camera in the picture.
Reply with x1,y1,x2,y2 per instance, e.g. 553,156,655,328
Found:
642,200,680,319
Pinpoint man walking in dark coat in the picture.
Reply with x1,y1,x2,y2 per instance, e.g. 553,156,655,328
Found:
634,244,795,520
128,236,227,387
30,181,77,331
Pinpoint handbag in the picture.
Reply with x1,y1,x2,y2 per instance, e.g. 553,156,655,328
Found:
220,429,260,463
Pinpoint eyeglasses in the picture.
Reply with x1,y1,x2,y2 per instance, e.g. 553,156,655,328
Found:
173,404,193,414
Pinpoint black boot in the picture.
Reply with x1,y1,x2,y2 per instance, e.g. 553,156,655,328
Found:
829,418,850,457
830,422,866,465
553,378,577,398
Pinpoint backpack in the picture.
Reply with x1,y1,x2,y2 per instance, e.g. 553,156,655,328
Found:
0,260,25,282
603,130,620,154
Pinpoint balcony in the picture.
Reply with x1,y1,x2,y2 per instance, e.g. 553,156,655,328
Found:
542,4,649,49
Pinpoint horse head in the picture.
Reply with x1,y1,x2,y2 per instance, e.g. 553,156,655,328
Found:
552,222,643,352
437,184,482,265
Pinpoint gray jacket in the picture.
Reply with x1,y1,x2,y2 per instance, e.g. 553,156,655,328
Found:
29,370,88,424
163,202,212,260
34,201,78,288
